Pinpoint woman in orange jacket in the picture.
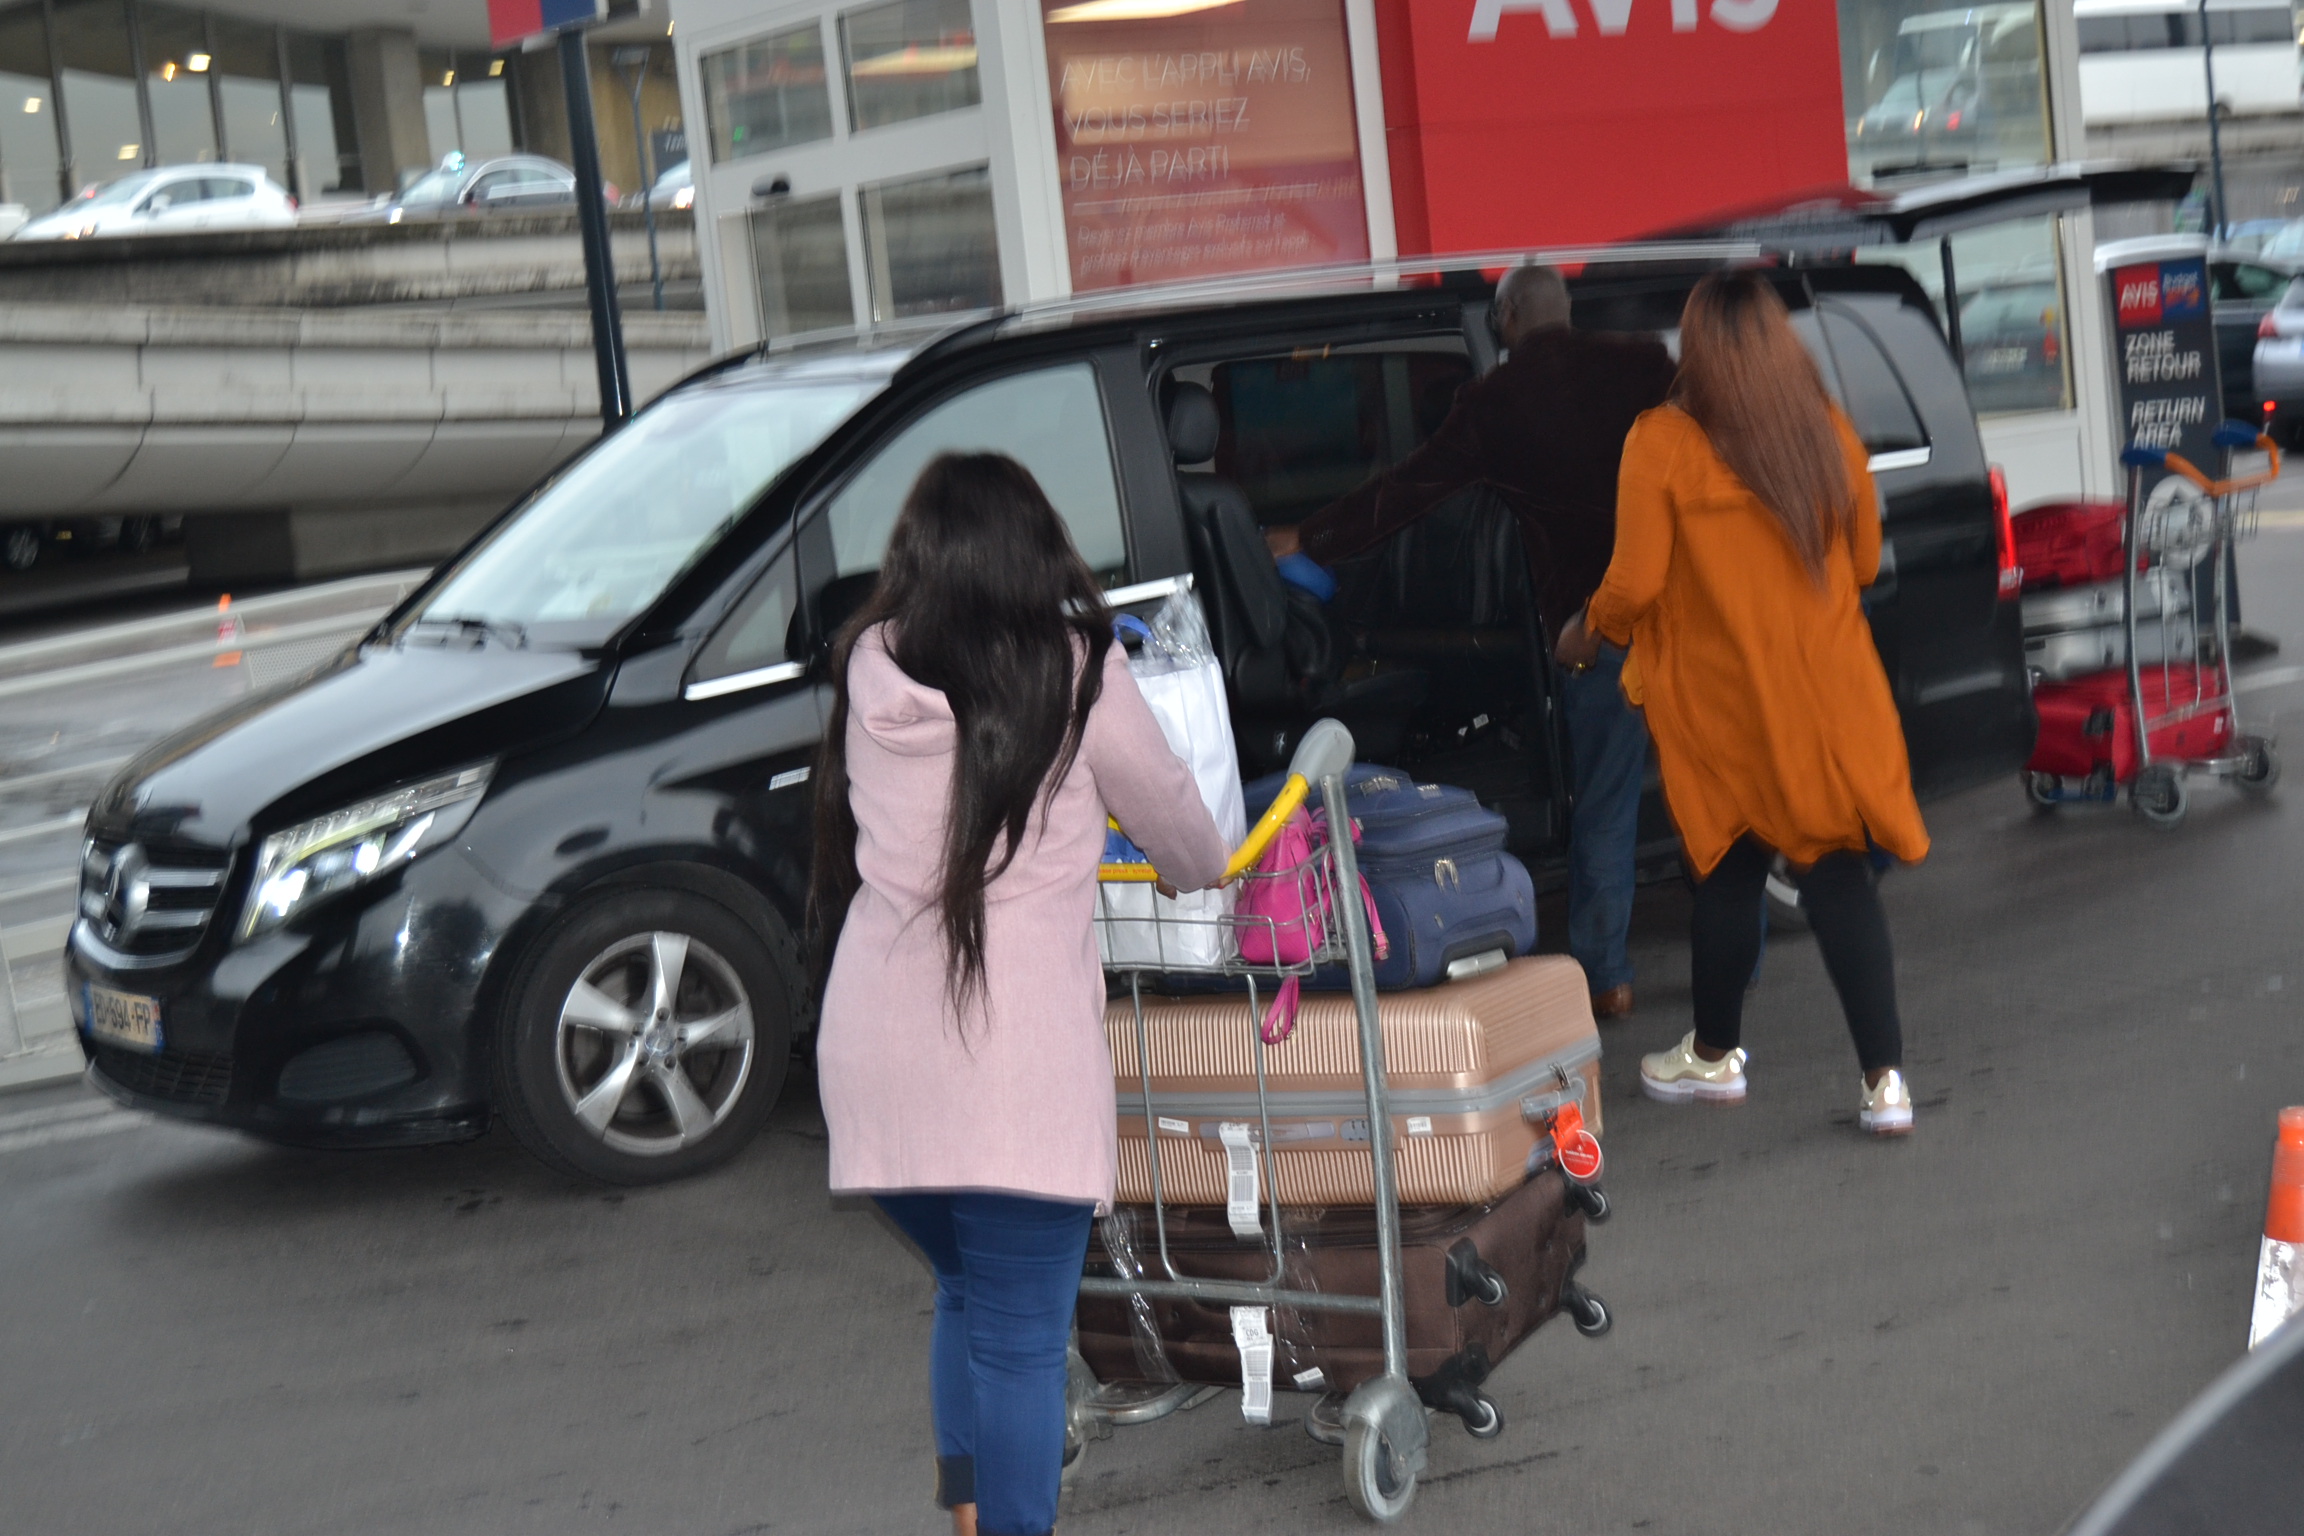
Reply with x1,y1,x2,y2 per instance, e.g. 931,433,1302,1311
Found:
1555,271,1926,1136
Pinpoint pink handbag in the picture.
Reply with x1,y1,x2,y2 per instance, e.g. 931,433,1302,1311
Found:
1234,807,1387,1043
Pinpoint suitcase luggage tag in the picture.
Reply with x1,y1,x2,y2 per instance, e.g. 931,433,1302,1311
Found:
1548,1101,1604,1183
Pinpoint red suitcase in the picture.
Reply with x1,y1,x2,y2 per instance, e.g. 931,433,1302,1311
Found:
2013,501,2141,591
2027,664,2231,782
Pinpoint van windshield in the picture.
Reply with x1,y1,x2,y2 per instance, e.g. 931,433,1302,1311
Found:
411,362,890,645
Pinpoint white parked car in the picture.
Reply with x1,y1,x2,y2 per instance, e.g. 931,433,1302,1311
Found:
10,164,298,241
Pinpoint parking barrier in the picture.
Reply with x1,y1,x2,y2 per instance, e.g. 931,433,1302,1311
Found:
2248,1107,2304,1348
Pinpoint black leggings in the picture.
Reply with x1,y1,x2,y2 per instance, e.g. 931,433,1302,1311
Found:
1691,837,1903,1074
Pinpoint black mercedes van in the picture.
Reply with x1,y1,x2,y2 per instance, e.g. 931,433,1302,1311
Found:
68,255,2031,1182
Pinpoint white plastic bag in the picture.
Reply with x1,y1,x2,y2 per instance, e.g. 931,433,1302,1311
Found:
1098,589,1245,970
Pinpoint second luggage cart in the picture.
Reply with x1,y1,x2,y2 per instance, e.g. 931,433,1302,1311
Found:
1073,721,1610,1522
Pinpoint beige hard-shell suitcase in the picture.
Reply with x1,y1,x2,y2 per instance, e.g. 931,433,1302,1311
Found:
1106,955,1600,1208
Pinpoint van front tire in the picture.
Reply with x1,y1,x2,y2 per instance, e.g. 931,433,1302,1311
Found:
493,888,791,1184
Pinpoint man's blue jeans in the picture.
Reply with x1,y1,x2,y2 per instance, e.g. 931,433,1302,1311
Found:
874,1192,1095,1536
1557,644,1648,994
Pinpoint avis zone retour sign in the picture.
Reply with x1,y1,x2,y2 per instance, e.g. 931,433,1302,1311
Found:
2109,257,2221,494
1373,0,1841,251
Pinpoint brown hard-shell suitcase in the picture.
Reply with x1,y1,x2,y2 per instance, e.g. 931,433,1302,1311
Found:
1076,1170,1607,1432
1106,956,1600,1207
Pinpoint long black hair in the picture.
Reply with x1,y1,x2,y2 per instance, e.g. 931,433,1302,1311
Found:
810,452,1112,1021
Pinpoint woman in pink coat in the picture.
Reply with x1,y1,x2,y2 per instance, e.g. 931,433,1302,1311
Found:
812,453,1229,1536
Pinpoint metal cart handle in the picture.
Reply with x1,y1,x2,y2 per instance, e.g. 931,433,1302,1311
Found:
2127,427,2283,497
1101,718,1357,885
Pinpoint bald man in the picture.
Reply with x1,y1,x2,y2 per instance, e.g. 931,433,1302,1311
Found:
1266,264,1672,1019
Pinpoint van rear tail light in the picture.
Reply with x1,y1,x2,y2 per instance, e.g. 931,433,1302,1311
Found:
1989,465,2021,597
2261,312,2281,339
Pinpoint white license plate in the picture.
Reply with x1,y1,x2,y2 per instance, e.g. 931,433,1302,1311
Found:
85,985,163,1054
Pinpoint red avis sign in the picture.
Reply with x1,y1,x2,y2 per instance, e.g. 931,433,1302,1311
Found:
2115,266,2163,326
1373,0,1846,253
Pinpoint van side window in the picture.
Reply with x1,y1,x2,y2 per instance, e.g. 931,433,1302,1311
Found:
821,362,1127,578
1816,309,1928,453
1208,351,1473,526
692,551,797,684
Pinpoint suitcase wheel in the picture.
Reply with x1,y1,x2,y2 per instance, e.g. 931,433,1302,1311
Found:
1461,1392,1503,1440
1563,1281,1613,1338
2131,764,2188,830
1567,1180,1612,1224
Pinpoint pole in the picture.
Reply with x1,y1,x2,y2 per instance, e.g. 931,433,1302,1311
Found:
2199,0,2231,239
1939,237,1965,374
275,23,302,204
559,29,630,427
614,48,665,311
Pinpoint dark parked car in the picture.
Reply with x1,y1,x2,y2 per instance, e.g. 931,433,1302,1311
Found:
2209,252,2302,423
69,257,2032,1182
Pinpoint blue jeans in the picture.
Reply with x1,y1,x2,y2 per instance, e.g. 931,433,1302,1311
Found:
874,1192,1096,1536
1557,644,1648,994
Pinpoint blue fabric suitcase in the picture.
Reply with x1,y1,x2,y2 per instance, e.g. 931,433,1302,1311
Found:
1244,765,1537,989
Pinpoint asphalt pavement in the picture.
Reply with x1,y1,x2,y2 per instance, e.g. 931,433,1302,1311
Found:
2,537,2302,1535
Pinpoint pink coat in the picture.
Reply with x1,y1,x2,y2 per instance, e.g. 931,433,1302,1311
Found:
816,627,1230,1208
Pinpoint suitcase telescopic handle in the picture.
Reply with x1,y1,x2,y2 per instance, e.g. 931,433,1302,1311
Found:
1098,718,1357,884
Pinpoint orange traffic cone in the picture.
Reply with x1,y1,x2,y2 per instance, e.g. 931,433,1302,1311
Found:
214,593,242,668
2247,1106,2304,1348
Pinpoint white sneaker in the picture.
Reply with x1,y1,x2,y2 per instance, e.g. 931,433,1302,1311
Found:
1639,1032,1748,1104
1860,1069,1914,1136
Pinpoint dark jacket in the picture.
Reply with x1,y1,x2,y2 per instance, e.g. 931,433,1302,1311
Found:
1297,327,1677,640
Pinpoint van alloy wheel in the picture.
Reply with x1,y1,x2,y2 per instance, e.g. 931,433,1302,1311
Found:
495,888,791,1183
554,930,755,1156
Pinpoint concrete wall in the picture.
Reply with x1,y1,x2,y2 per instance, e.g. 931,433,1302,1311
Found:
0,303,712,546
0,213,698,310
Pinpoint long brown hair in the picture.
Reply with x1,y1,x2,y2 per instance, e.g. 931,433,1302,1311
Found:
1674,272,1855,576
810,453,1111,1025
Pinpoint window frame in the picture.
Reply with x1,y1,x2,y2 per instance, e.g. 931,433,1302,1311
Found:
836,0,983,136
787,353,1142,646
699,17,838,167
684,541,807,701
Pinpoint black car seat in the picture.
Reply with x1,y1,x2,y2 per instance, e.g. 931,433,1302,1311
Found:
1163,380,1424,771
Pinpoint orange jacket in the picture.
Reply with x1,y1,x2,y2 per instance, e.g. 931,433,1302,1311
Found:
1586,404,1928,879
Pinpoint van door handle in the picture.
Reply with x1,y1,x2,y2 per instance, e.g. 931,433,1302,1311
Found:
1863,537,1898,610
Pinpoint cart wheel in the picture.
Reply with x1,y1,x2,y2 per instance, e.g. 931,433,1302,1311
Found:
2023,772,2061,811
2236,736,2280,794
1343,1417,1419,1522
1569,1181,1612,1224
1564,1282,1613,1338
1461,1393,1504,1440
2131,765,2188,830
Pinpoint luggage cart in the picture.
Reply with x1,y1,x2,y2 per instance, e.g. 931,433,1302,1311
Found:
2026,422,2282,827
1070,720,1604,1522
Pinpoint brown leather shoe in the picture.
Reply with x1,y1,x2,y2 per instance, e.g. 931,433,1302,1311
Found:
1590,984,1634,1020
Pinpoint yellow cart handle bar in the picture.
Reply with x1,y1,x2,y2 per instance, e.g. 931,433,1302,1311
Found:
1099,718,1354,885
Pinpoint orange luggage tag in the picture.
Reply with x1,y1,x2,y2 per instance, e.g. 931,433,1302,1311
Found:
1550,1101,1603,1183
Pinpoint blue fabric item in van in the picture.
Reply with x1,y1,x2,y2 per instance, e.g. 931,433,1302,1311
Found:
1274,552,1339,603
1242,764,1537,989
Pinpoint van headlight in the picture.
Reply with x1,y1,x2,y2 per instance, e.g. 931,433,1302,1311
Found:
238,763,494,941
